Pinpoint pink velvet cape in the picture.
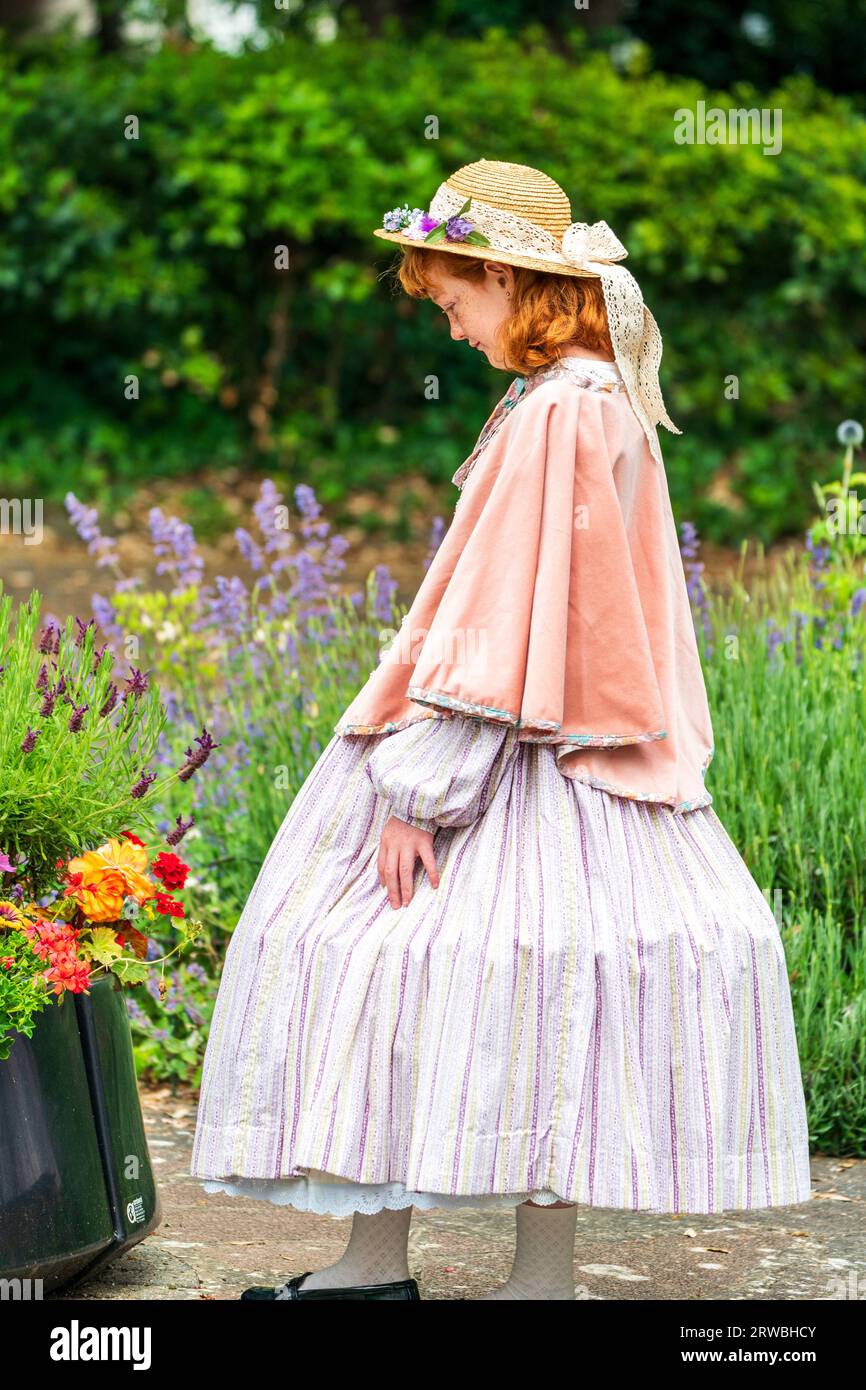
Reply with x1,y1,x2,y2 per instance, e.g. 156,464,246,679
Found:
334,372,715,814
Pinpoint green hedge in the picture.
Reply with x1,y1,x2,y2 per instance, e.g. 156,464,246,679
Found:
1,22,864,541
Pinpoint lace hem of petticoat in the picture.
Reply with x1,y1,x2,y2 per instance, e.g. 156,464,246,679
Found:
200,1174,570,1217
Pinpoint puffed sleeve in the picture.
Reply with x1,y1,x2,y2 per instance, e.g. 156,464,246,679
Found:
364,714,519,832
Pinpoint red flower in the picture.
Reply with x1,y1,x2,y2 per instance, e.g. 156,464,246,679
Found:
1,956,13,969
120,830,147,847
152,851,189,893
22,918,91,994
44,956,92,995
154,892,185,919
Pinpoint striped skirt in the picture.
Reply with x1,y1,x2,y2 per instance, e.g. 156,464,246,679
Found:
189,715,812,1217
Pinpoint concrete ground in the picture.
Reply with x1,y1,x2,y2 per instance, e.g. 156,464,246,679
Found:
49,1084,866,1302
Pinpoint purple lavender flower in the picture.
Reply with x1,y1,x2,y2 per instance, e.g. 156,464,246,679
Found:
766,617,784,663
21,726,41,753
65,493,121,571
371,564,398,624
205,575,249,635
39,685,57,718
679,520,713,656
37,624,60,655
91,593,125,644
166,812,195,847
148,507,205,589
235,527,264,572
679,519,700,560
851,589,866,618
123,668,149,701
177,728,220,782
805,532,831,591
68,701,89,733
130,769,158,799
125,997,146,1023
253,479,292,557
423,516,446,573
295,484,321,523
792,610,808,665
35,662,49,692
99,683,119,718
74,616,95,647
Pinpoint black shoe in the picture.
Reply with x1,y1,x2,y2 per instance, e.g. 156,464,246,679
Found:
240,1272,421,1300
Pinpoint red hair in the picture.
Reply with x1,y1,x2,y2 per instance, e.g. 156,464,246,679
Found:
389,247,613,376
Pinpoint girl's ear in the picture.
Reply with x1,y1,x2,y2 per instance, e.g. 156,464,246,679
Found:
480,261,514,294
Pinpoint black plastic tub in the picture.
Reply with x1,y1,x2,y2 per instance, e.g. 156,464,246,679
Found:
0,974,162,1294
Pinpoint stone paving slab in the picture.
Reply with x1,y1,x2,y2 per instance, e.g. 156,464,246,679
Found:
50,1085,866,1302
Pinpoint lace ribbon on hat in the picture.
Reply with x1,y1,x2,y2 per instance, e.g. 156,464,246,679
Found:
426,184,681,469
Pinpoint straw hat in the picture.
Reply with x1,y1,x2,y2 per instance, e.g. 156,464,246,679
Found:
374,158,681,465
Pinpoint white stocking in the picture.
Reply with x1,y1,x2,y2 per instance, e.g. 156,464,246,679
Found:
471,1201,577,1300
296,1205,413,1291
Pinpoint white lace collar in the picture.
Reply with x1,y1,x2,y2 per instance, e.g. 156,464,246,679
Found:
554,355,622,381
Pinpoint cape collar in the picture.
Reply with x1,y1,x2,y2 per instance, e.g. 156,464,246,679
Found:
451,356,625,493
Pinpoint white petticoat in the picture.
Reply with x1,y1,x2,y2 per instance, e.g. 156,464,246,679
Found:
200,1173,568,1217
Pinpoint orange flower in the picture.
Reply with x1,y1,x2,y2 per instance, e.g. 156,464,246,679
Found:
66,838,157,923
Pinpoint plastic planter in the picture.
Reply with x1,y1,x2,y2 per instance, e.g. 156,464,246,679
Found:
0,974,162,1294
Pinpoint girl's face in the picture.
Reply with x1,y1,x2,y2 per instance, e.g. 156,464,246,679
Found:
426,259,515,370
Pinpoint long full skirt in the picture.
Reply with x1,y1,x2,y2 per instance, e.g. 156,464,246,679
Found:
189,714,812,1217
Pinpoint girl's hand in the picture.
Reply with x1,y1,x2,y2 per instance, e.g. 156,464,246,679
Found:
377,815,440,909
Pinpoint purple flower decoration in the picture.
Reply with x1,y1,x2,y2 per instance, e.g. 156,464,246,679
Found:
383,196,490,249
445,215,474,240
405,212,441,239
0,853,15,875
382,203,420,232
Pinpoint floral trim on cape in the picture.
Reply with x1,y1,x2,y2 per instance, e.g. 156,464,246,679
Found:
405,683,667,747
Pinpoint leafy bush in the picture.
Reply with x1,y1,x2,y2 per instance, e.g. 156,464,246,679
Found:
1,24,864,540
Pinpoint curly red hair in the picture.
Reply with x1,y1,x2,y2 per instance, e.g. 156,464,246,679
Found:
388,246,613,376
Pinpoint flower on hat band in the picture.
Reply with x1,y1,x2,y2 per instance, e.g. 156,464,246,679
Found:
382,197,491,248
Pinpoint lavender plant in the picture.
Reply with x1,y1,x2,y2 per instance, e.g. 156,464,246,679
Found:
65,480,413,939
